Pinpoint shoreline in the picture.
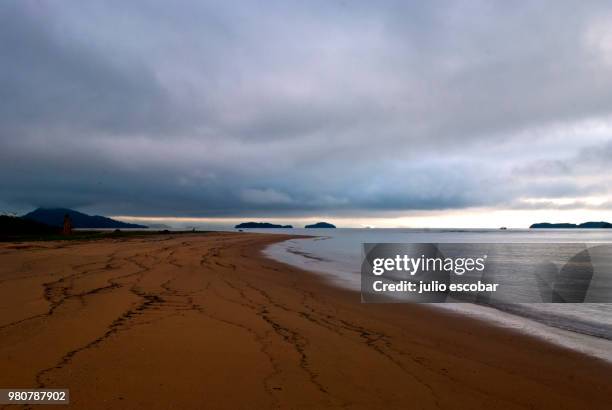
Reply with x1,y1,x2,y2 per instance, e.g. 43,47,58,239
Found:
1,232,612,409
264,233,612,363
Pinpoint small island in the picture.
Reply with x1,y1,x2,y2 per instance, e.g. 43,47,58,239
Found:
305,222,336,228
530,221,612,229
234,222,293,229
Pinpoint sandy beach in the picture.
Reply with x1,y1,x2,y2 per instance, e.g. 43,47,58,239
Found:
1,232,611,409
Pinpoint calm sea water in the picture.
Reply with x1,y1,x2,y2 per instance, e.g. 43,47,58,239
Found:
248,228,612,362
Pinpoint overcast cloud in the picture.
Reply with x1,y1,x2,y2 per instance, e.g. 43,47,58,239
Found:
1,0,612,217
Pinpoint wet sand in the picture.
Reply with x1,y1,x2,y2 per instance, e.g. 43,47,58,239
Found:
1,232,611,409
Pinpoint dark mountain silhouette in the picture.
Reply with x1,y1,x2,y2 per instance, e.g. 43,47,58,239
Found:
530,221,612,229
305,222,336,228
235,222,292,229
23,208,147,229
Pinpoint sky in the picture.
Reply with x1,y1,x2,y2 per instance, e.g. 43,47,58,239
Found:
1,0,612,228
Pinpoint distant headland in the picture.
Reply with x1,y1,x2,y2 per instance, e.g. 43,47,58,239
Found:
235,222,293,229
1,208,148,241
530,221,612,229
305,222,336,228
24,208,148,229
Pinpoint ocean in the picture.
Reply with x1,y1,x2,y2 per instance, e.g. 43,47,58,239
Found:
249,228,612,362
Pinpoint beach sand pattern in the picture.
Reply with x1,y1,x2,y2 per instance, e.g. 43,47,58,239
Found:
1,233,612,409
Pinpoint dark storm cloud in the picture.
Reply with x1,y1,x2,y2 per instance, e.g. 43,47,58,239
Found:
0,2,175,136
1,0,612,216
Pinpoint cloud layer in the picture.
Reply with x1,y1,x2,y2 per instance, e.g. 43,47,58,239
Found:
1,0,612,217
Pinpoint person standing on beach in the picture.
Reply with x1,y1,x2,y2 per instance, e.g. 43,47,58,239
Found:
62,213,72,235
